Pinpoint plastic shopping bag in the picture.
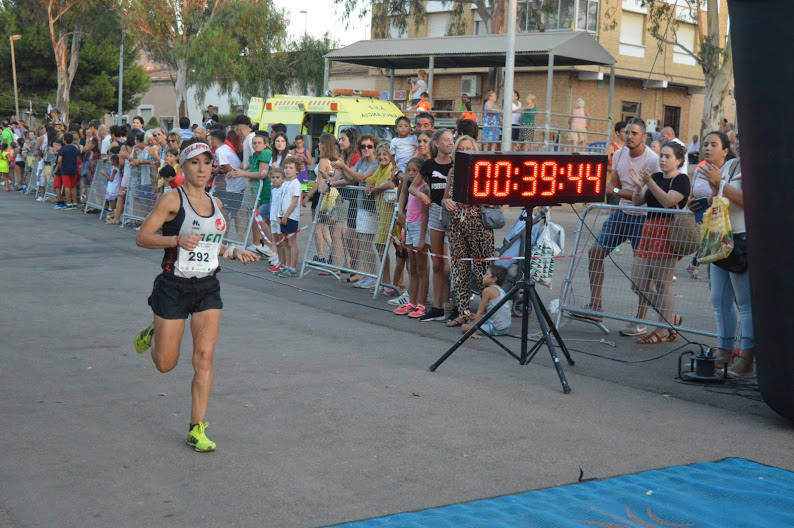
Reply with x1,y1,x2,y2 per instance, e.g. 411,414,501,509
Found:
530,221,564,287
319,187,339,213
696,195,733,264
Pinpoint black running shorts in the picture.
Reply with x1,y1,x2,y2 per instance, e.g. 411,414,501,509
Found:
148,273,223,319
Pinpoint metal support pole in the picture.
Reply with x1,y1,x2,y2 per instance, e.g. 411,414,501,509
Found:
607,64,615,143
10,36,20,121
573,0,580,31
501,0,518,152
543,53,555,150
116,35,123,126
390,69,395,101
322,57,329,95
427,56,435,106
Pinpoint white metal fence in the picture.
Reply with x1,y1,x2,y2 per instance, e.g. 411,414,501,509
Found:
300,184,398,298
121,164,156,226
557,203,716,338
209,174,262,248
84,159,110,218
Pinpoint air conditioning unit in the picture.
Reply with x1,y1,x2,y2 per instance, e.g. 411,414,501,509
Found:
460,75,481,97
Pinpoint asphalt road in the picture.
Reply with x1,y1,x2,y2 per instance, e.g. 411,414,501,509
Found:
1,192,791,528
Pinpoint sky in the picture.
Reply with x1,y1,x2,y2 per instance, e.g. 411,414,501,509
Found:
272,0,372,47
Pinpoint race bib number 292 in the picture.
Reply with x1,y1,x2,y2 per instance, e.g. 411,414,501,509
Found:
177,240,219,274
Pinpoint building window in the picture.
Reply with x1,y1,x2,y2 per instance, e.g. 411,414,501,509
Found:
387,22,405,39
622,101,641,122
160,116,175,132
138,105,154,124
427,12,452,37
619,12,645,58
517,1,599,33
673,24,697,65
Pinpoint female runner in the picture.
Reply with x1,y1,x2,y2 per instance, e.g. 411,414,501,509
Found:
134,138,259,452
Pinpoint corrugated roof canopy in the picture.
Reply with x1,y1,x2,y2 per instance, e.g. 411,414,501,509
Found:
325,31,615,69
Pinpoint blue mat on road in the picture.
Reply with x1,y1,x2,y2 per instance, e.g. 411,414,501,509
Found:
326,458,794,527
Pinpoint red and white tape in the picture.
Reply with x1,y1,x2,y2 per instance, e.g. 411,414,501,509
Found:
253,211,307,247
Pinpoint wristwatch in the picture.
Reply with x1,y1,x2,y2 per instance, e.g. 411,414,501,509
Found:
613,187,620,194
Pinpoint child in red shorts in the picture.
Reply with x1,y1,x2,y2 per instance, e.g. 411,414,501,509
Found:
55,132,81,210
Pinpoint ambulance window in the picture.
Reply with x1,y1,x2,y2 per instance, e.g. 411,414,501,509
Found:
339,125,395,141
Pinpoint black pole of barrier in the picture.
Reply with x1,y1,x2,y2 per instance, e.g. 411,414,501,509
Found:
728,0,794,421
429,208,574,394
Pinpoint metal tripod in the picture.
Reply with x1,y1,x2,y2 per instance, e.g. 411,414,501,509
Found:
428,208,574,393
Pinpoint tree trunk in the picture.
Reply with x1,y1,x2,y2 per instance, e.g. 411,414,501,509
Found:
174,59,188,118
700,48,732,139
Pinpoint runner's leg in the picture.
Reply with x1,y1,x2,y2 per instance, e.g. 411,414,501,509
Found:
189,309,221,425
151,315,186,373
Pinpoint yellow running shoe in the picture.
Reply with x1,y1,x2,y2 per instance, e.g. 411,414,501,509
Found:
134,322,154,354
186,422,216,452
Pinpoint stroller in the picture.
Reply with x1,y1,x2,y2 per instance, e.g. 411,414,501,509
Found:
493,207,564,317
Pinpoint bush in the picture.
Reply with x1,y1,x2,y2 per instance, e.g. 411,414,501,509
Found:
146,116,160,128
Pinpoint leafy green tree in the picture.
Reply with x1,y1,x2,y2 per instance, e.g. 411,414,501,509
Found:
286,34,336,96
639,0,732,137
0,0,149,122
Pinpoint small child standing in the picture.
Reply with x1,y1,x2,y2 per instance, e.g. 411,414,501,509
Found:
103,153,121,220
389,116,418,173
277,156,304,278
268,167,286,274
0,142,12,191
55,133,81,209
461,265,512,338
394,157,430,318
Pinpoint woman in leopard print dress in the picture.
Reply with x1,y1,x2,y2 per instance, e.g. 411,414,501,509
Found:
442,135,496,326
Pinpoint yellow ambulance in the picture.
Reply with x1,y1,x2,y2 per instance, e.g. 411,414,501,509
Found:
246,90,404,148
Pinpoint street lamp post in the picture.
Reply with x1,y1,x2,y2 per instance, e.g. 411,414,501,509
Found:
299,10,308,36
9,34,21,121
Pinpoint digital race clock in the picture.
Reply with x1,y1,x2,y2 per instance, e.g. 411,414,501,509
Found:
451,152,608,206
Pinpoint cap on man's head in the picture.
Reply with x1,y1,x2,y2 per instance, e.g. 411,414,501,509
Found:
231,114,252,127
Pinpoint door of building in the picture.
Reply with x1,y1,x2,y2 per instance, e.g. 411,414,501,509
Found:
664,105,681,136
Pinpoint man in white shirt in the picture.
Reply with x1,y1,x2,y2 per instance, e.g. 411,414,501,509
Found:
208,129,246,239
584,117,660,336
99,125,111,159
661,126,688,173
232,115,255,170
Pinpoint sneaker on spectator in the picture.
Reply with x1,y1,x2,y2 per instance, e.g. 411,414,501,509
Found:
393,303,416,315
53,203,65,209
256,245,273,257
418,306,445,322
246,244,258,252
407,304,426,318
353,277,376,289
619,323,647,336
277,267,297,278
268,264,284,273
387,291,410,306
36,197,45,202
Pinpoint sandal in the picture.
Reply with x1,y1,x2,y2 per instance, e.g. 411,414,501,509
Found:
727,353,756,379
445,315,469,328
345,274,363,283
667,314,683,342
636,328,673,344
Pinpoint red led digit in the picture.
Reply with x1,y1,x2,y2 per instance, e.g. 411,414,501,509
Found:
493,161,512,197
540,161,558,196
566,163,584,193
472,160,491,198
520,161,538,197
584,162,603,194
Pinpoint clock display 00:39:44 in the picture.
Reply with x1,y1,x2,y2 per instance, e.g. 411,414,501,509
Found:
471,159,604,199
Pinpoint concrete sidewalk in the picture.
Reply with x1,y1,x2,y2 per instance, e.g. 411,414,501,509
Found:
0,192,790,528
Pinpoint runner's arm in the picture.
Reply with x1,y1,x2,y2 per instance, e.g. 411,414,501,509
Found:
136,192,193,249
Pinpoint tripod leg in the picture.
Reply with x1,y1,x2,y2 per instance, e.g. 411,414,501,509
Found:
528,286,572,394
429,284,521,371
535,292,575,366
520,284,530,364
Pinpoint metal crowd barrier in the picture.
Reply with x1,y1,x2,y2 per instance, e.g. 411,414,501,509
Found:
24,156,37,194
300,184,398,298
43,164,56,199
557,203,716,338
209,174,262,248
121,164,155,226
85,159,109,219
